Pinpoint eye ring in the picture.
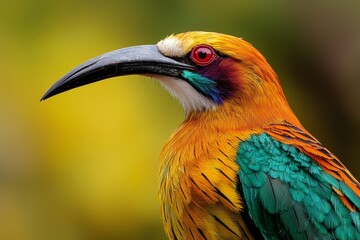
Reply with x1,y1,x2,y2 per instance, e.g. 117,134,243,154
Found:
190,44,216,66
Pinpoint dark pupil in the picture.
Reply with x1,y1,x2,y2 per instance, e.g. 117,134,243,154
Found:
198,51,208,59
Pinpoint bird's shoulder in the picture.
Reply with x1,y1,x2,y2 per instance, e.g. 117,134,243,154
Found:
264,120,360,209
235,120,360,239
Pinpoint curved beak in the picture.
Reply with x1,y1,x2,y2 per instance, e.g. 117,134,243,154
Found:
41,45,193,100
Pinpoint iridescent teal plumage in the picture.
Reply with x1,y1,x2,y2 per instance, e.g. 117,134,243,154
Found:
237,133,360,240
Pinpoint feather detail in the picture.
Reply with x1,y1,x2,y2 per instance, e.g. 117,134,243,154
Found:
265,121,360,211
159,124,257,239
237,131,360,239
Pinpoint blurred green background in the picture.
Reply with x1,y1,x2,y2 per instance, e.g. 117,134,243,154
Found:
0,0,359,239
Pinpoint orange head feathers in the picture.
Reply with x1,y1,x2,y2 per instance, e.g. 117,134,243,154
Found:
158,32,285,104
157,32,299,129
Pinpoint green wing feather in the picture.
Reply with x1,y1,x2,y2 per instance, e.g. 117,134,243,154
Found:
237,133,360,240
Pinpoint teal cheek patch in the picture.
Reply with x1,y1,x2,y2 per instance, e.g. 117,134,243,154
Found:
181,70,222,104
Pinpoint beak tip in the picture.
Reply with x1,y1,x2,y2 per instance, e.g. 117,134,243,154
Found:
40,94,48,102
40,87,58,101
40,93,48,101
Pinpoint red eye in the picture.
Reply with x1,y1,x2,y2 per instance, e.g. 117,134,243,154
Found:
190,45,216,66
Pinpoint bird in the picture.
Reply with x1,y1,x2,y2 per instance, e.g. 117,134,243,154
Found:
42,31,360,240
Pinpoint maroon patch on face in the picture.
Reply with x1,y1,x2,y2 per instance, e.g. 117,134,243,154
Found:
197,57,240,101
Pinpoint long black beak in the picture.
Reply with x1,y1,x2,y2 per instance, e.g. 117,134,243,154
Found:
41,45,194,100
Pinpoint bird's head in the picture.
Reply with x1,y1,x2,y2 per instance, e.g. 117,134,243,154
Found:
42,32,295,125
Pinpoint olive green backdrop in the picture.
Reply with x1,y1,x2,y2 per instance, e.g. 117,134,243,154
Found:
0,0,359,239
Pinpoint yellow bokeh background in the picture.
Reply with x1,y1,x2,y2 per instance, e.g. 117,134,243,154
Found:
0,1,359,239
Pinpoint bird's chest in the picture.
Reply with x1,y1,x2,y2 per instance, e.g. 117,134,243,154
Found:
158,131,245,239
